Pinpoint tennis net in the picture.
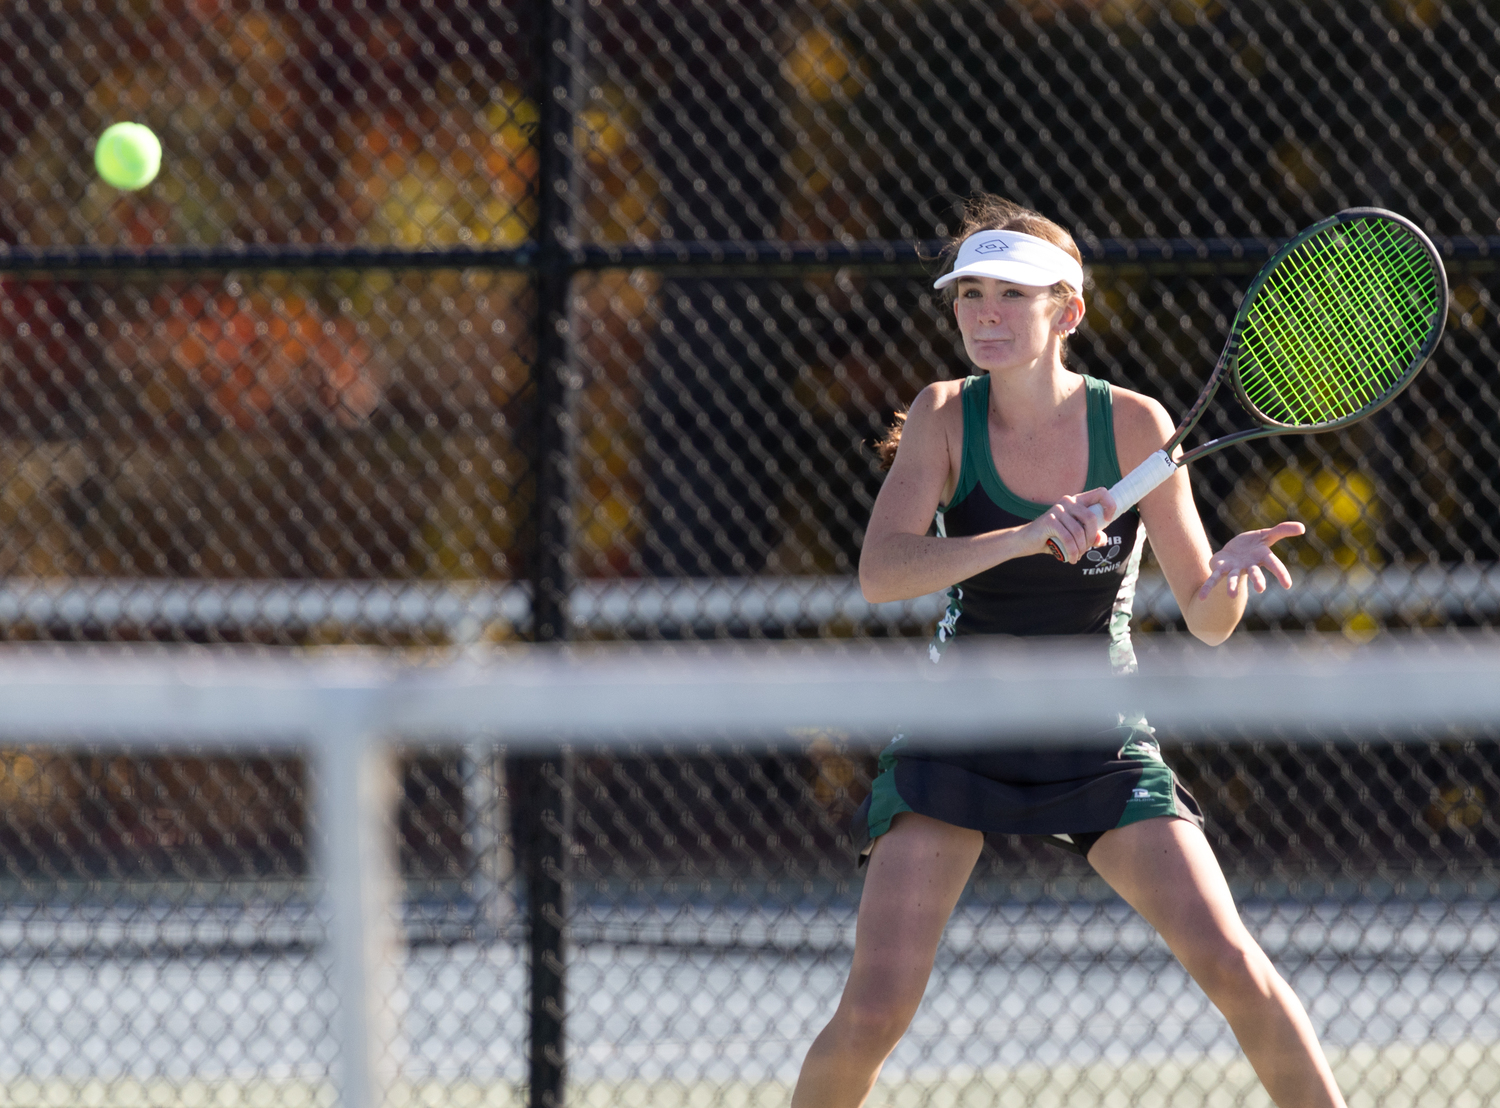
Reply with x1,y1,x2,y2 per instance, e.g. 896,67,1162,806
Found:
0,633,1495,1108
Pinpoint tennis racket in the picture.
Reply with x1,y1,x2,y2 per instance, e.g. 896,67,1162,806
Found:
1046,207,1449,561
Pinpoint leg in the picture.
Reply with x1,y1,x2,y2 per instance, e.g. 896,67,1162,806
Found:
1088,817,1346,1108
791,812,983,1108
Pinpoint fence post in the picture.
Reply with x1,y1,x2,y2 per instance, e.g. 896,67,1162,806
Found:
509,754,572,1108
461,744,511,942
531,0,577,650
318,718,402,1108
523,0,576,1101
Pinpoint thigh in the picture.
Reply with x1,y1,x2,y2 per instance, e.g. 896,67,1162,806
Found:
1086,816,1252,960
844,812,984,1006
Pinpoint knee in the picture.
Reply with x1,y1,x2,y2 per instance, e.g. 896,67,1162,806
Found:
825,990,921,1057
1178,932,1279,1006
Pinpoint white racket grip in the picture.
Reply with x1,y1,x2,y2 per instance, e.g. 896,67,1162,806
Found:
1046,448,1179,561
1104,448,1179,521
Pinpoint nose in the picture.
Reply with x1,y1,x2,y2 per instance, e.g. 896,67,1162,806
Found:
973,294,1003,324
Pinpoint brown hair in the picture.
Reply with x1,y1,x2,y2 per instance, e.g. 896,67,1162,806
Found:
874,195,1083,470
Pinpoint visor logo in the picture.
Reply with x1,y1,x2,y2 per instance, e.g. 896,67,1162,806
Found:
973,239,1011,254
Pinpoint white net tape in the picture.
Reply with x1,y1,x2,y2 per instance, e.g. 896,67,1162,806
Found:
1,632,1496,744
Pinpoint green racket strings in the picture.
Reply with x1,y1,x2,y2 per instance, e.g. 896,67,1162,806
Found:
1236,217,1441,426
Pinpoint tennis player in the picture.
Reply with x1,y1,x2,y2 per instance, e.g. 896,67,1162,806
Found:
790,196,1346,1108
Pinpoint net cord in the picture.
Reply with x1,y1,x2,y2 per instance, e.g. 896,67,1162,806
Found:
0,635,1495,748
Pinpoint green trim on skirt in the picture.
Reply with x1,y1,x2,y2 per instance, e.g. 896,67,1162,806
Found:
854,721,1202,860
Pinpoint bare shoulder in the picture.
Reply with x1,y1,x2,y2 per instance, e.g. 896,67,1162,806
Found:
869,378,968,530
911,377,965,416
898,378,965,447
1108,383,1177,471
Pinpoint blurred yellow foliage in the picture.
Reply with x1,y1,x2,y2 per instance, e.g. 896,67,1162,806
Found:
1427,784,1487,833
0,751,76,824
785,29,866,103
796,731,862,813
1450,283,1488,330
1020,0,1221,24
1388,0,1443,28
1252,465,1382,570
572,270,660,576
363,86,540,247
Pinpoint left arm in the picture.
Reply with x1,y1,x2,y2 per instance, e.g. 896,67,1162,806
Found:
1112,391,1304,646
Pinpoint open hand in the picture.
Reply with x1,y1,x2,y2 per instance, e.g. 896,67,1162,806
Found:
1198,521,1306,600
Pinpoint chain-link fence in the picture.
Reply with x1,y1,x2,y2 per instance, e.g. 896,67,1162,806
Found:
3,264,1495,637
2,0,1500,1105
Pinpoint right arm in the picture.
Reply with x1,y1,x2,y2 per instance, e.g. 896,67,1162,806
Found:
858,384,1114,603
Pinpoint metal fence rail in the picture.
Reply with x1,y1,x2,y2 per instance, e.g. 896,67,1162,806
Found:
3,566,1499,642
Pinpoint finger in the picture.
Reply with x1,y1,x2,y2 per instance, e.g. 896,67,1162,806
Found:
1073,502,1111,547
1081,513,1109,548
1064,499,1109,542
1226,568,1241,599
1261,521,1306,545
1064,506,1101,558
1198,567,1224,601
1058,519,1087,563
1077,488,1118,524
1264,551,1294,590
1044,515,1082,563
1249,565,1268,593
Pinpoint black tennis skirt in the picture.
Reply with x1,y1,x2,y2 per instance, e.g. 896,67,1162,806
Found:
851,719,1203,859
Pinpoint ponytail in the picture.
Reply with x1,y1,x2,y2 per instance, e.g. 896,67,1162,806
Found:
873,409,906,471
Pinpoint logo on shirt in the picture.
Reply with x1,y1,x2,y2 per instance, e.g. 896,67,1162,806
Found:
1081,534,1125,575
928,587,964,664
1129,788,1152,801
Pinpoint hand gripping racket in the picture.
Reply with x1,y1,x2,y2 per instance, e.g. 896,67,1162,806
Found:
1046,207,1449,561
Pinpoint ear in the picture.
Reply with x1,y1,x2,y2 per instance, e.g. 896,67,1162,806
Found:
1055,293,1085,335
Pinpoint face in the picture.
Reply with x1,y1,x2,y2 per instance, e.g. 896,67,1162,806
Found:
951,276,1083,372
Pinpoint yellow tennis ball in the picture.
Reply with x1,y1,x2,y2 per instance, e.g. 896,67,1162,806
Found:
94,122,161,191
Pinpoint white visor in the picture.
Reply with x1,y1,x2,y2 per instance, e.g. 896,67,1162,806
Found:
933,229,1085,293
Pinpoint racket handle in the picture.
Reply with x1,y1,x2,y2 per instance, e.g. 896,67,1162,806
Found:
1044,449,1179,561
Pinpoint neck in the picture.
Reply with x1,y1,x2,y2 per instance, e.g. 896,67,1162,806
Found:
985,353,1080,428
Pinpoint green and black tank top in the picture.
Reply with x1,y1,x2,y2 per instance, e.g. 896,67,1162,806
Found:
930,373,1145,673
